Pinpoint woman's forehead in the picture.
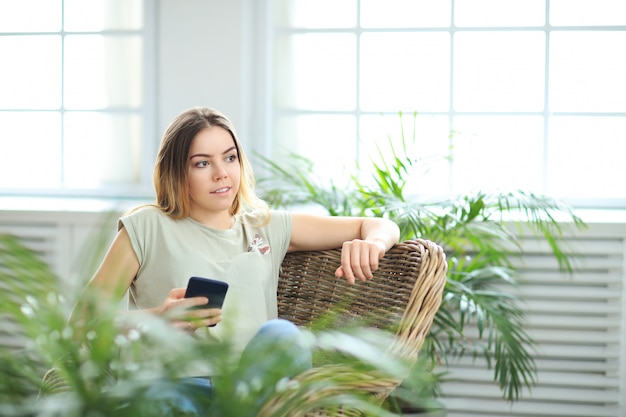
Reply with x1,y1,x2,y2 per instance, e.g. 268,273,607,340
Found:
189,126,236,156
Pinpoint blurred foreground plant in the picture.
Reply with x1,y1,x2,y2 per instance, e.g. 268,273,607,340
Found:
0,233,435,417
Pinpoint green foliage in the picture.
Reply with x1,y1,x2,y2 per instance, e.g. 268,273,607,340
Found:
256,111,586,402
0,233,432,417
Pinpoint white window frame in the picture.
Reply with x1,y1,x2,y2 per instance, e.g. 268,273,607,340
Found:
259,0,626,210
0,0,157,199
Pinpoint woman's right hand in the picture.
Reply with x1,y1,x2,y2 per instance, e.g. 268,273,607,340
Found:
154,288,223,332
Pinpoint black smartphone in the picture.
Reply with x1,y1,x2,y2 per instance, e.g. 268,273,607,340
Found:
184,276,229,315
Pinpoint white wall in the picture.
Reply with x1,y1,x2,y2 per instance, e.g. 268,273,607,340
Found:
156,0,267,156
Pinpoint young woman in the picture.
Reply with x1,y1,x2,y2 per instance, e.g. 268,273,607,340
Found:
79,107,400,414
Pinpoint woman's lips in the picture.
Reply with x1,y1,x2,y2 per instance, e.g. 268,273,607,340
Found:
212,187,230,194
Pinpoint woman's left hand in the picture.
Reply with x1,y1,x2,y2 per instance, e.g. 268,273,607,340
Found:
335,239,387,284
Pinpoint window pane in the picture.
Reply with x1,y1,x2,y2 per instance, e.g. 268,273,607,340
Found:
550,31,626,113
547,117,626,199
455,0,545,27
0,36,61,109
550,0,626,26
64,35,143,109
269,3,626,208
360,0,451,28
274,33,356,111
359,113,451,196
274,0,356,28
0,112,61,188
0,0,61,32
454,31,545,112
64,112,143,187
273,114,356,184
64,0,143,31
360,33,450,112
451,116,545,193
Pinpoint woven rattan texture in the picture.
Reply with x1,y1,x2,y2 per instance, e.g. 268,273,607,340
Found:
258,239,447,417
278,247,419,330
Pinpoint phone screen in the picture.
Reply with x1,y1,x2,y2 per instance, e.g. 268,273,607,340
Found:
184,276,229,310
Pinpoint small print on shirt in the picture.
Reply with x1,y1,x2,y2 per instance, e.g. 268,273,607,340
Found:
247,233,270,255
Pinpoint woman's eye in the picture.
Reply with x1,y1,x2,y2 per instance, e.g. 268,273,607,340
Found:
195,160,209,167
226,154,237,162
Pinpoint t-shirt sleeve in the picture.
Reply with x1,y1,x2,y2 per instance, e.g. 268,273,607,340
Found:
267,209,292,265
117,209,151,266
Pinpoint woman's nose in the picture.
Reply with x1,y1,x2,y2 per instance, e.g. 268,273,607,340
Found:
213,165,228,180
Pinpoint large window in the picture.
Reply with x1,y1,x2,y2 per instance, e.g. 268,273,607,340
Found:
0,0,153,197
270,0,626,208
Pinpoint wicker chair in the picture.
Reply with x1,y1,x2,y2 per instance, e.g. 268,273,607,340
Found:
258,238,447,416
41,238,447,415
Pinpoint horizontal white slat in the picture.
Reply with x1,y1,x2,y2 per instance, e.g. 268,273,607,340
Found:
442,356,619,374
532,358,617,373
443,398,619,417
442,352,619,372
0,336,26,350
538,344,621,360
456,315,621,347
523,299,622,314
0,224,60,278
518,271,624,285
516,237,624,256
524,314,621,329
465,328,621,342
446,368,619,389
460,326,620,344
438,345,620,380
0,317,28,350
510,255,624,271
534,372,620,388
510,286,621,300
0,226,57,257
442,383,620,403
525,328,620,344
0,224,58,238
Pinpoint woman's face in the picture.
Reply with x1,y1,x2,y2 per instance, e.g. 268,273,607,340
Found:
187,126,241,222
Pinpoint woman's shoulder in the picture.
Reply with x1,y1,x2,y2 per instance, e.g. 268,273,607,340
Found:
118,204,169,230
127,204,162,215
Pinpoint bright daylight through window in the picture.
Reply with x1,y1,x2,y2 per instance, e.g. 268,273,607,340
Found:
0,0,624,207
0,0,145,196
271,0,626,208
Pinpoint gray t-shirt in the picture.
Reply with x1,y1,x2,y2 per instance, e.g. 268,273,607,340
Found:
119,206,292,359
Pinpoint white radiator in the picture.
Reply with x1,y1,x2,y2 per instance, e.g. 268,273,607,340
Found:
0,209,120,289
440,222,626,417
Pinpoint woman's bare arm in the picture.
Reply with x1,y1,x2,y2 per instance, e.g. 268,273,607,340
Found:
70,228,220,331
289,213,400,284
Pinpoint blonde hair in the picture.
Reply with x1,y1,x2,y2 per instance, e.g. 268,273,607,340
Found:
146,107,268,221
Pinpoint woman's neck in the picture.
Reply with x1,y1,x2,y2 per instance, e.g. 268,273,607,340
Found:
189,211,234,230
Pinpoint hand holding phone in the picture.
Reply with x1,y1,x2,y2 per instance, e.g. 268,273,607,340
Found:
184,277,229,326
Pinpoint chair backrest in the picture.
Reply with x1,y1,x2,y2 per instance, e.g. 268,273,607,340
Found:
258,239,447,417
277,238,447,364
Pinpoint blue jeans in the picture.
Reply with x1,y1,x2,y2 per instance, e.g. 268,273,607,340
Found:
120,319,312,416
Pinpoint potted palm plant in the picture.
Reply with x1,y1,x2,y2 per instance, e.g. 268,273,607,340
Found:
256,111,586,406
